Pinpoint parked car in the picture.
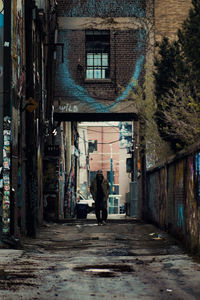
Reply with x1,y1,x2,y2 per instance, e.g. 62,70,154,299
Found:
76,192,95,211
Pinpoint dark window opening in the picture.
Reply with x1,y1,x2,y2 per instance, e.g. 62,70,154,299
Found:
88,140,97,153
85,30,110,79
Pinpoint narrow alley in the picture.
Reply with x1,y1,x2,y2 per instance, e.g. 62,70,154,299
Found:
1,1,200,299
0,218,200,300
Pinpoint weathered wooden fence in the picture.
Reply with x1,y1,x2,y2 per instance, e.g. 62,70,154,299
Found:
144,144,200,254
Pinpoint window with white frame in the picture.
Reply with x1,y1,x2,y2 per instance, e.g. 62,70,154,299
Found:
85,30,110,79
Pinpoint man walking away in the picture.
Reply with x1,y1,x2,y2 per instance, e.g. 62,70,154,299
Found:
90,170,110,225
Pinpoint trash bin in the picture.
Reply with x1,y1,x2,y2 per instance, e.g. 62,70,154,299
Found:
76,202,89,219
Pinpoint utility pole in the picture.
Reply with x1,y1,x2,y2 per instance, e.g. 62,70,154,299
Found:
130,121,139,217
83,130,89,198
110,144,113,214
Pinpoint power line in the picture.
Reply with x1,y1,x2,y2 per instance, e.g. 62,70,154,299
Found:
79,135,120,145
80,127,119,134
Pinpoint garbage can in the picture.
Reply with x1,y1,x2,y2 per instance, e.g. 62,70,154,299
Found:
76,202,89,219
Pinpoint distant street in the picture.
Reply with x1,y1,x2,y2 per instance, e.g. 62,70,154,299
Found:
0,217,200,300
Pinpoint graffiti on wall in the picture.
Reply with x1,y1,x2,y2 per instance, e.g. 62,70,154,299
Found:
59,104,78,113
146,147,200,254
0,9,3,80
55,0,148,114
3,117,11,234
56,28,145,113
186,155,198,248
174,161,185,234
43,159,59,217
0,4,4,237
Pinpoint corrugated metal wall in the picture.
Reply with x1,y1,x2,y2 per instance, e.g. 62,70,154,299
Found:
146,149,200,254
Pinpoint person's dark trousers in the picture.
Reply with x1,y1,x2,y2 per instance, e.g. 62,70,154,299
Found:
95,201,107,223
95,205,101,223
102,206,107,222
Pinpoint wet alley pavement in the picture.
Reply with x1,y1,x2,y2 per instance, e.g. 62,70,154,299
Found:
0,217,200,300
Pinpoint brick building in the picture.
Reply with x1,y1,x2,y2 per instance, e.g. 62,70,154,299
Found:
54,0,192,116
0,0,58,241
53,0,192,120
78,122,134,214
1,0,193,241
53,0,192,218
54,0,151,117
154,0,192,42
79,122,120,186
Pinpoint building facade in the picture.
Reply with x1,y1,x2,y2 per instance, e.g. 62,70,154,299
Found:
0,0,57,241
0,0,193,241
78,122,133,213
54,0,152,117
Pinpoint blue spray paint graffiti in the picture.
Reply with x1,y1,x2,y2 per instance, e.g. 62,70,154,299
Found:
137,29,146,50
57,29,145,113
177,203,185,232
64,0,145,18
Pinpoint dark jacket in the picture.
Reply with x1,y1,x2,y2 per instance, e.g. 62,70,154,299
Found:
90,177,110,203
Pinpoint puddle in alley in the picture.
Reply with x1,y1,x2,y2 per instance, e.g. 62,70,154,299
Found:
74,264,134,277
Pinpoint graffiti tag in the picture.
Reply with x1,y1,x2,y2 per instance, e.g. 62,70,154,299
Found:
59,104,78,113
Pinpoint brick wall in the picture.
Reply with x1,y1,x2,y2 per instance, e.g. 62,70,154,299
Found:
154,0,192,42
54,0,147,114
57,0,146,17
88,126,119,184
54,0,192,114
55,29,142,102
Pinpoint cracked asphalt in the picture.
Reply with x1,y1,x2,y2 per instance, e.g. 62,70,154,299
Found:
0,217,200,300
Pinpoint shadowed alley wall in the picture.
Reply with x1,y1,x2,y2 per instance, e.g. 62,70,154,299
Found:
145,144,200,255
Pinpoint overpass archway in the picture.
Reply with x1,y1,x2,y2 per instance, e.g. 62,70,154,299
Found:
51,111,141,220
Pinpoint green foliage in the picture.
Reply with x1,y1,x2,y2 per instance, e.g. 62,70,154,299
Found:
157,85,200,149
179,0,200,74
154,0,200,152
178,0,200,97
154,38,180,100
127,69,173,167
